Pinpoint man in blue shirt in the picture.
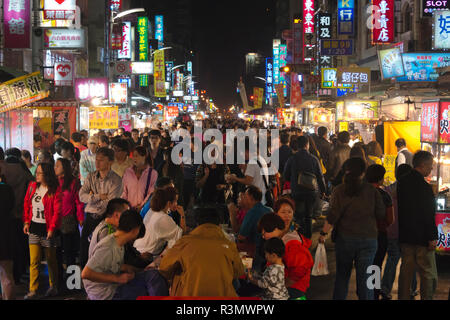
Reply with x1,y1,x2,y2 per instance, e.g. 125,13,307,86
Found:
238,185,273,272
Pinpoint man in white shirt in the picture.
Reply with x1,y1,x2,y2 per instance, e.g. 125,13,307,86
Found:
395,138,413,169
80,136,98,185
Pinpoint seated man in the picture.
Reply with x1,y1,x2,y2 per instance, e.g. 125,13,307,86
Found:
159,205,245,297
81,210,168,300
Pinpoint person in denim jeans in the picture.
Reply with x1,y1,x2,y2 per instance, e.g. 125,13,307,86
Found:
319,158,385,300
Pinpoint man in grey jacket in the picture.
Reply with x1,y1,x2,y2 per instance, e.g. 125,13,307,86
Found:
326,131,351,183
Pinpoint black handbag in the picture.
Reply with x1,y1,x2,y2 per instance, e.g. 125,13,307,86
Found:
297,171,318,191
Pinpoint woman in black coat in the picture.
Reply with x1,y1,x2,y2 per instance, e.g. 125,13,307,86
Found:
0,170,16,300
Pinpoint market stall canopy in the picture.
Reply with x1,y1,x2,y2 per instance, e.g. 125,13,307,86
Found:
0,72,49,114
0,66,28,83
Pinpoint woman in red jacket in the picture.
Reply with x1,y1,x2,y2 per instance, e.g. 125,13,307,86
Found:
23,162,62,300
257,197,314,300
54,158,84,269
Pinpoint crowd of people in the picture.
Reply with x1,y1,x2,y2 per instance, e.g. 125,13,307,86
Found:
0,117,439,300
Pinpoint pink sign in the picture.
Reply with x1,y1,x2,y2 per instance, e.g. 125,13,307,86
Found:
75,78,108,101
372,0,395,44
3,0,30,49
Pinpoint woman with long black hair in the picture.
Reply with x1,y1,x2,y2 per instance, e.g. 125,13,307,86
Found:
23,163,62,299
54,158,84,269
318,157,385,300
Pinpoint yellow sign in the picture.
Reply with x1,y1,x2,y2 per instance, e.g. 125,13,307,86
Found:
339,121,348,132
0,72,49,114
253,87,263,109
384,121,421,156
89,106,119,129
383,155,397,186
153,50,166,98
344,100,378,120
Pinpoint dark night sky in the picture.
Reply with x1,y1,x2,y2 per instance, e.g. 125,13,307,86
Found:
191,0,276,109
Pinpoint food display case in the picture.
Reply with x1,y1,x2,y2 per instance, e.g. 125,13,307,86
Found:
421,99,450,254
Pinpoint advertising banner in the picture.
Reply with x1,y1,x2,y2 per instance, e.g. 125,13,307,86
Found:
154,50,166,98
118,107,131,121
439,101,450,144
4,0,31,49
89,106,119,129
75,78,108,101
138,17,149,86
131,62,153,74
378,48,405,79
237,80,249,111
436,213,450,253
303,0,315,34
320,40,353,56
110,0,122,11
423,0,450,16
343,100,379,121
290,72,302,107
44,0,75,20
10,109,33,152
338,0,354,35
0,72,49,114
397,53,450,82
52,108,71,137
166,106,179,118
54,62,73,86
421,101,439,143
118,22,131,59
253,87,263,109
372,0,395,44
44,28,85,48
312,108,334,123
337,67,371,86
275,83,285,108
433,10,450,49
155,15,164,47
384,121,421,156
293,19,303,64
265,58,273,102
318,13,332,39
273,39,281,86
109,83,127,104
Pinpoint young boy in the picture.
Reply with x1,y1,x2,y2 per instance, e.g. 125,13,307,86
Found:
366,164,394,300
248,238,289,300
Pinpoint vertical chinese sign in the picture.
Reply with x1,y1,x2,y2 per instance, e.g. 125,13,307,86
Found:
293,18,303,65
118,22,131,59
138,17,149,87
421,101,439,143
290,72,302,108
279,44,288,97
110,0,122,11
318,13,332,40
439,101,450,144
273,39,281,89
4,0,31,49
154,50,166,98
372,0,395,44
265,58,273,103
253,88,263,109
303,0,314,62
338,0,354,35
433,10,450,50
155,15,164,49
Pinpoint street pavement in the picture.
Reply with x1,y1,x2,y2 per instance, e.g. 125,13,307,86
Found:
7,217,450,300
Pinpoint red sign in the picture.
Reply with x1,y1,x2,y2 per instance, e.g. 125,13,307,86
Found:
421,101,439,143
290,73,302,107
110,23,123,50
166,106,179,118
303,0,314,34
110,0,122,11
436,213,450,253
439,101,450,144
372,0,395,44
3,0,31,49
44,0,76,20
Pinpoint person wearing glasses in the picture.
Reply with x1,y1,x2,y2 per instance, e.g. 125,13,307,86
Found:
111,139,134,178
146,130,165,173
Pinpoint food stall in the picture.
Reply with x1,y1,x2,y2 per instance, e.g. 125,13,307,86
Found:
420,99,450,254
311,107,335,134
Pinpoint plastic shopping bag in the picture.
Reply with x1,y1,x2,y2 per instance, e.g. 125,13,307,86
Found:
311,243,329,276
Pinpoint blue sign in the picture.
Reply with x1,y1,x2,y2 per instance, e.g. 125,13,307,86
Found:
155,15,164,48
320,40,353,56
118,77,131,88
397,53,450,82
169,102,184,111
338,0,354,35
337,87,357,97
265,58,273,102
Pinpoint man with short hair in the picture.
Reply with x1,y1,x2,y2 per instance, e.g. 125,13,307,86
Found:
33,134,42,164
327,131,351,182
278,131,292,176
111,139,134,178
147,130,165,172
397,151,438,300
283,136,325,239
131,129,141,148
395,138,413,169
82,209,168,300
79,147,123,268
314,126,332,172
159,206,244,297
99,135,109,148
80,136,98,185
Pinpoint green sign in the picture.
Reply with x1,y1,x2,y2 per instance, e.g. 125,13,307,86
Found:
138,17,148,87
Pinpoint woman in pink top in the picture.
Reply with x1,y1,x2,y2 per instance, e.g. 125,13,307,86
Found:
122,146,158,212
54,158,84,267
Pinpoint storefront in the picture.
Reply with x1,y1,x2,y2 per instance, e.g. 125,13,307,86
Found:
310,107,335,133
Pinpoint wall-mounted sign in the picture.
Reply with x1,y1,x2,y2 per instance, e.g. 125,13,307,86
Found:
273,39,281,86
54,62,73,86
423,0,450,16
173,91,184,97
138,17,149,87
0,72,49,114
113,61,131,77
4,0,31,49
166,61,173,84
293,18,303,64
44,0,75,20
433,10,450,49
439,101,450,143
313,108,334,123
265,58,273,102
337,67,371,86
166,106,179,118
131,62,153,74
303,0,315,34
372,0,395,44
397,53,450,82
421,101,439,142
338,0,354,35
153,50,166,98
155,15,164,48
89,106,118,129
343,100,379,121
75,78,108,101
253,87,264,109
318,13,332,39
109,83,127,104
378,48,405,79
110,0,122,11
321,68,354,89
320,39,353,55
44,28,85,48
118,22,131,59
